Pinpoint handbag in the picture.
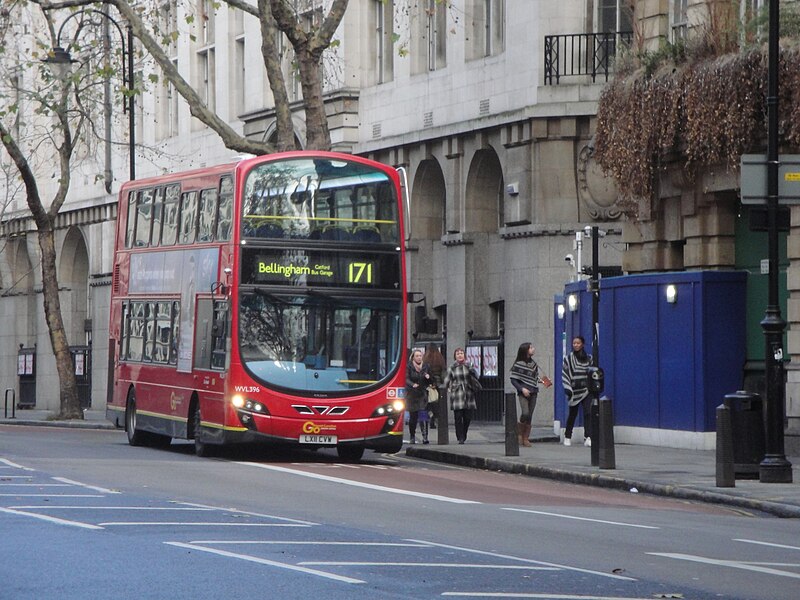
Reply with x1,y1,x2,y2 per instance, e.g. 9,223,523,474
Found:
427,386,439,404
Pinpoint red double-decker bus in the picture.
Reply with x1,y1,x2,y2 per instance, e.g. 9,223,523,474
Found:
106,151,408,460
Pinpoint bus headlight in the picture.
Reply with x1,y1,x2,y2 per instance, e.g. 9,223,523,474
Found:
371,401,404,418
231,395,246,408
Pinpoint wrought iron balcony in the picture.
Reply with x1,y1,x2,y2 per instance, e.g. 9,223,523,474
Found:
544,31,633,85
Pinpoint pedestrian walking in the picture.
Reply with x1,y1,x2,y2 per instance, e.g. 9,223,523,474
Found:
422,343,446,429
510,342,551,447
405,349,432,444
561,335,593,447
444,347,481,444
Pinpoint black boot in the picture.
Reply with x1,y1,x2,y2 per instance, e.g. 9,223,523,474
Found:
408,423,416,444
421,422,429,444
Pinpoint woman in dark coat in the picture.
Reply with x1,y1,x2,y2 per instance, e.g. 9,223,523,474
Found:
444,347,480,444
405,349,432,444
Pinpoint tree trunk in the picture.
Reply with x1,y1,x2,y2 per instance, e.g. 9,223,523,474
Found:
38,224,82,420
297,51,330,151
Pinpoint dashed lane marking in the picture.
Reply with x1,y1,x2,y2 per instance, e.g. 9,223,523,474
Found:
236,462,480,504
299,561,559,570
650,552,800,579
502,508,659,530
164,541,365,584
409,539,637,582
735,538,800,551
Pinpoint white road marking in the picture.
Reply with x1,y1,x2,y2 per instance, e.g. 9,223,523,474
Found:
300,561,558,570
192,541,429,546
0,459,35,471
502,508,659,530
236,462,480,504
0,483,71,487
0,506,103,530
164,541,364,583
51,477,121,494
174,501,318,525
735,538,800,551
650,552,800,579
11,506,217,511
442,594,664,599
100,521,310,527
0,494,104,498
408,539,637,582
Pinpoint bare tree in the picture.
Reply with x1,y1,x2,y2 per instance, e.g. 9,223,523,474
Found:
36,0,351,153
0,6,89,419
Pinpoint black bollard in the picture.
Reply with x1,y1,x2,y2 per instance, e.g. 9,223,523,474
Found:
716,403,735,487
598,396,615,469
590,395,600,466
437,388,449,445
505,393,519,457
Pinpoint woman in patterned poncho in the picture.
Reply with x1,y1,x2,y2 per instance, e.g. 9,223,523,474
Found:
444,348,481,444
561,335,593,447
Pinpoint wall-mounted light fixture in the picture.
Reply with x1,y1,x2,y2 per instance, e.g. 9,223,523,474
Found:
666,284,677,304
557,304,565,319
567,294,578,312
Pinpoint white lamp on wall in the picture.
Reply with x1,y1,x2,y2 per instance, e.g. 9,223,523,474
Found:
567,294,578,312
666,284,677,304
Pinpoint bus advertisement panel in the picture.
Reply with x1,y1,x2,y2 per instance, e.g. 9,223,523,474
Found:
107,152,407,460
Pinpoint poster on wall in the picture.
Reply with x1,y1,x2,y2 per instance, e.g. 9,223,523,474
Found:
465,346,482,375
482,345,498,377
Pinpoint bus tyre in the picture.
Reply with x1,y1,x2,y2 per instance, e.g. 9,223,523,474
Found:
192,401,214,458
337,445,365,462
126,390,146,447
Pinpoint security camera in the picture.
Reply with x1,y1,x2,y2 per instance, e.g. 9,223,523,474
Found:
564,253,575,264
584,225,592,237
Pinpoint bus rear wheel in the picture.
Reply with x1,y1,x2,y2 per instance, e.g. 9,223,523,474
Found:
337,445,365,462
126,390,146,447
126,389,171,448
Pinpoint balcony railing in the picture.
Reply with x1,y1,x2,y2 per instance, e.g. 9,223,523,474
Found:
544,31,634,85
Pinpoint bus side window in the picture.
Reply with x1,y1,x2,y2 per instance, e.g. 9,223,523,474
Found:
125,191,138,249
150,187,166,246
179,191,198,245
217,176,233,241
194,298,227,370
161,184,180,246
197,188,217,243
135,189,154,247
169,301,180,365
127,301,145,362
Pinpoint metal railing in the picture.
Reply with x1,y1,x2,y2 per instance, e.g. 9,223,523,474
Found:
544,31,633,85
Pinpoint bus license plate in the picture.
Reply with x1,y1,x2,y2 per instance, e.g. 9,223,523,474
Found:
300,434,337,445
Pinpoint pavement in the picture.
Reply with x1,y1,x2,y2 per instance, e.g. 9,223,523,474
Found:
3,408,800,518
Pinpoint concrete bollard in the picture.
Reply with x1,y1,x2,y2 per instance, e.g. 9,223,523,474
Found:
505,393,519,457
716,403,735,487
598,396,616,470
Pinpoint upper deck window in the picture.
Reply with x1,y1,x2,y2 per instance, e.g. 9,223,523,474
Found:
242,158,399,244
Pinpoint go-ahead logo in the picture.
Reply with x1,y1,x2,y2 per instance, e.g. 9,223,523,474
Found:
302,421,337,434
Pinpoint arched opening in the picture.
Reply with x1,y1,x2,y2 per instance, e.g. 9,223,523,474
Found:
59,227,90,346
411,158,446,240
465,148,503,233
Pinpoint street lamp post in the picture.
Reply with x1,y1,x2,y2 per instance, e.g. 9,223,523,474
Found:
44,8,135,184
760,0,792,483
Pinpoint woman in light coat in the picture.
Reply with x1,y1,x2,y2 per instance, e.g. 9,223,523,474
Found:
444,348,480,444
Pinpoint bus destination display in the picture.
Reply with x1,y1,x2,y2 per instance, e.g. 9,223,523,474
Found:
241,248,400,290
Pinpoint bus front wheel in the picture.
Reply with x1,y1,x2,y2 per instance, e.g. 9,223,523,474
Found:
337,445,365,462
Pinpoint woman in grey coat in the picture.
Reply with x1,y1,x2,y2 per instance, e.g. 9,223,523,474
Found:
444,347,481,444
